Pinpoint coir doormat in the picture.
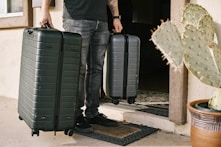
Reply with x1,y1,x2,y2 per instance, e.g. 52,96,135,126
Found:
76,123,158,146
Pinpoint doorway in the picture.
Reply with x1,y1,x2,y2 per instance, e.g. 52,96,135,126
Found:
120,0,170,91
107,0,171,117
119,0,170,117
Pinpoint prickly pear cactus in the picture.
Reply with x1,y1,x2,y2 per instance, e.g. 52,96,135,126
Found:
183,25,221,88
208,90,221,111
198,15,216,42
211,42,221,73
151,3,221,111
151,21,184,69
182,3,209,27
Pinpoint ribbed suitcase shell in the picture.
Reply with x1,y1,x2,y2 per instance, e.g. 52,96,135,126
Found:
18,27,81,136
106,34,140,104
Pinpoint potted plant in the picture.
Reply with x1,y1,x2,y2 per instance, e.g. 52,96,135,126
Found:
151,3,221,147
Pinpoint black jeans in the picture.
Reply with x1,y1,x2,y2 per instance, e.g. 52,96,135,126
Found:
63,19,110,118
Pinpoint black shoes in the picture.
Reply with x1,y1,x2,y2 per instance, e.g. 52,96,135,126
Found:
75,115,94,133
75,113,118,133
87,113,119,127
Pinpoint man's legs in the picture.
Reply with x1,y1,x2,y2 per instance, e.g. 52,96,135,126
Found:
63,19,118,130
84,21,109,118
84,21,118,127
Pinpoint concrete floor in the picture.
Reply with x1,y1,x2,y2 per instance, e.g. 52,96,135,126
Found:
0,96,191,147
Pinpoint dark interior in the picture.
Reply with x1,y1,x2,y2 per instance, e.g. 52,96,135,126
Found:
108,0,170,94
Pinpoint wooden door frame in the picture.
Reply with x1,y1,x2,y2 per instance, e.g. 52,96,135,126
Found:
168,0,190,124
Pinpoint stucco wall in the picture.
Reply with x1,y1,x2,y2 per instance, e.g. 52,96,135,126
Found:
0,29,23,98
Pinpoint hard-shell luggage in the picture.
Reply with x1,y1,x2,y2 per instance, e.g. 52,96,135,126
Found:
18,27,81,136
106,34,140,104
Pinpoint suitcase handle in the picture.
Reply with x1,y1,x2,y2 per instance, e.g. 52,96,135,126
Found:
41,22,51,29
25,22,52,36
111,32,122,36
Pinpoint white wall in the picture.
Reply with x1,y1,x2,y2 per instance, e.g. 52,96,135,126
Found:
0,29,23,99
0,0,64,99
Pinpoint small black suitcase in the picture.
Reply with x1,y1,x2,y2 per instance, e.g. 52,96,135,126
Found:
18,27,81,136
106,34,140,104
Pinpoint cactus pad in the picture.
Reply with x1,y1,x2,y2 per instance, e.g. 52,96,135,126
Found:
198,15,216,42
210,42,221,73
182,3,209,27
182,3,216,42
208,90,221,110
183,25,221,88
151,21,184,69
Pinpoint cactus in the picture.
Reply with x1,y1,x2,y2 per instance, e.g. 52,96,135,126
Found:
151,3,221,111
151,21,184,69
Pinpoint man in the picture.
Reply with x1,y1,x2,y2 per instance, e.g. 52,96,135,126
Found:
40,0,123,133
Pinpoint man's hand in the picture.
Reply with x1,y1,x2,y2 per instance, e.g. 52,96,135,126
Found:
107,0,123,33
112,19,123,33
40,10,53,28
40,0,54,28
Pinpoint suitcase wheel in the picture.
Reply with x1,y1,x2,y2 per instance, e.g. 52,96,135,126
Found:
18,116,23,120
127,97,135,104
112,99,119,105
32,129,39,136
64,129,74,136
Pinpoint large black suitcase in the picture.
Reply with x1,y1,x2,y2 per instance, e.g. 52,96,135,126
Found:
106,34,140,104
18,27,81,136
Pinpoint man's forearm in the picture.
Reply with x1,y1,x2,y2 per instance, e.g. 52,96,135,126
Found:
107,0,120,16
42,0,51,11
40,0,53,27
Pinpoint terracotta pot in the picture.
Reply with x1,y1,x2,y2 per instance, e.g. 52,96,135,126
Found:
188,99,221,147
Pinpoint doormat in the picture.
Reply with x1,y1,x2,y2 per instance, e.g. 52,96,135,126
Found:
76,123,158,146
138,104,169,117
